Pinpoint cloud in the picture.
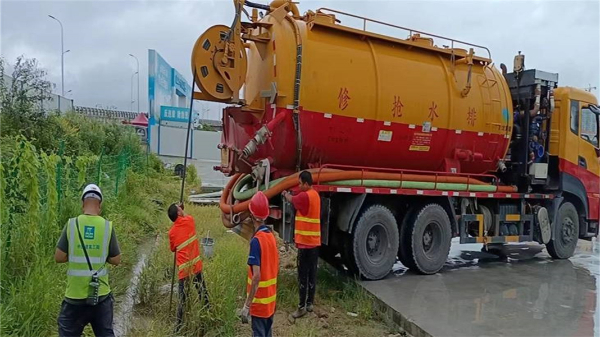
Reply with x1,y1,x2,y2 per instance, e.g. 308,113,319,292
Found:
1,0,598,119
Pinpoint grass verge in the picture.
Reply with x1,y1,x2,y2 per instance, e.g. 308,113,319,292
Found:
131,206,393,337
0,170,180,336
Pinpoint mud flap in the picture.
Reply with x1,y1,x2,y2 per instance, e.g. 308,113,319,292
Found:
282,198,295,244
548,196,564,241
336,193,367,233
536,207,551,244
320,197,331,245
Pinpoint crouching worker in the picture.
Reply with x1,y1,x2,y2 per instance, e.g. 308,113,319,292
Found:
168,203,209,332
238,192,279,337
55,184,121,337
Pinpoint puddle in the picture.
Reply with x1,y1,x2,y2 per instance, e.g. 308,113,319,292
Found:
361,238,600,337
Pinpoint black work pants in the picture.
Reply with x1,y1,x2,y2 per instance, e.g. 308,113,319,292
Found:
251,315,273,337
58,294,114,337
297,247,319,308
176,271,209,331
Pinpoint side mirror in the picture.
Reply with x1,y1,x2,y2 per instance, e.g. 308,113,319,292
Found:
589,104,600,115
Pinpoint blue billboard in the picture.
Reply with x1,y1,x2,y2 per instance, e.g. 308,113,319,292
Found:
148,49,192,122
160,106,190,123
173,69,191,97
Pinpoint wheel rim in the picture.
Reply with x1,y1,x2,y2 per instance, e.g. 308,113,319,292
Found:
422,222,442,258
560,216,575,245
365,223,388,264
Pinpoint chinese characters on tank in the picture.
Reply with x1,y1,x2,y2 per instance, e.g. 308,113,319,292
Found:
467,107,477,126
392,96,404,117
428,101,439,121
338,87,350,110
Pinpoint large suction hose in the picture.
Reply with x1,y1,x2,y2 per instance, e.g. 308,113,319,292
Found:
219,169,517,227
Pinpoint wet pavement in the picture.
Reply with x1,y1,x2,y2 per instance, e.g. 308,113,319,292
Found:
360,239,599,337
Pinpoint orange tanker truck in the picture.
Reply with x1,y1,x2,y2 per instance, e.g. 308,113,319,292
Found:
191,0,600,279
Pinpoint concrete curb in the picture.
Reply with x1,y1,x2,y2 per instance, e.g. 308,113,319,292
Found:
320,260,425,337
370,294,432,337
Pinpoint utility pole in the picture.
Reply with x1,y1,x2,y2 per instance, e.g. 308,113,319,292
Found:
129,54,140,113
584,84,597,93
130,71,137,111
48,15,69,97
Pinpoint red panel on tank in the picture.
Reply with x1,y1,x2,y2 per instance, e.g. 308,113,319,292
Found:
298,109,508,174
219,107,509,176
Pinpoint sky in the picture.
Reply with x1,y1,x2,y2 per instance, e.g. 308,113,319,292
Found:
1,0,599,120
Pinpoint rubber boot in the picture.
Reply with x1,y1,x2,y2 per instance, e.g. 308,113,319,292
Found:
291,307,307,319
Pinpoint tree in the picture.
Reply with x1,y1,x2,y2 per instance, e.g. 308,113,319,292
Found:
0,56,58,150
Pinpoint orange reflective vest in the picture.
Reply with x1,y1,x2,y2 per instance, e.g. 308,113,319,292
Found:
294,189,321,247
247,228,279,318
169,215,203,280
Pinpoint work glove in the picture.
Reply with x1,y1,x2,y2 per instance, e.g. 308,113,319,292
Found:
237,305,250,324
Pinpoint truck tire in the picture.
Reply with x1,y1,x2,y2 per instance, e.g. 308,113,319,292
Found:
547,202,579,259
352,205,399,280
406,204,452,275
398,207,418,270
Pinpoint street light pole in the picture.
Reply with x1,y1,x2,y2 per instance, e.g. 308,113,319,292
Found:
48,15,66,97
129,54,140,114
130,71,137,111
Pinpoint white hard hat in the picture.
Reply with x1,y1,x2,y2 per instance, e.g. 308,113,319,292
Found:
82,184,103,201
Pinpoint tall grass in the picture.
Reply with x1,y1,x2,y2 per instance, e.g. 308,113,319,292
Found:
132,206,390,337
0,136,180,336
134,205,248,337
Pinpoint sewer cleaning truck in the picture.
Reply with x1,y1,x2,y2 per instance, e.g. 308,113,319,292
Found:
190,0,600,279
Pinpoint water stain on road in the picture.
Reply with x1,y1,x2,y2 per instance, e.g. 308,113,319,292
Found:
364,239,599,337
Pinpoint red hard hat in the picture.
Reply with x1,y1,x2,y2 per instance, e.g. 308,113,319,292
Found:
249,191,269,220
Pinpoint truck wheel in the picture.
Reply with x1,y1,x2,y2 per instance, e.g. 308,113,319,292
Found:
398,206,418,270
406,204,452,275
352,205,399,280
547,202,579,259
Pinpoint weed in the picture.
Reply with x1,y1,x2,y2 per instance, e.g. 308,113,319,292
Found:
133,206,390,337
0,136,178,336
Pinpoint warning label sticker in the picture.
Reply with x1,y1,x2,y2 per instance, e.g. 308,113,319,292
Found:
378,130,393,142
409,132,432,151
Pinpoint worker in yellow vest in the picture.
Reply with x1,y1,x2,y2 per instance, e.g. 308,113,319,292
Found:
55,184,121,337
282,171,321,319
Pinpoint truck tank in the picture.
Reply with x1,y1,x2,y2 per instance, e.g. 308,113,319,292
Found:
192,2,514,177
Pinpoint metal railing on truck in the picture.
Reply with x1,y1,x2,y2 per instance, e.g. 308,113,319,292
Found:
317,8,492,62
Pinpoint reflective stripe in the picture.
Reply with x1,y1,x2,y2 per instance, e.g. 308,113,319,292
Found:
247,277,277,288
295,216,319,223
67,269,108,277
176,235,197,251
70,256,106,264
178,255,201,271
252,294,277,304
295,230,320,236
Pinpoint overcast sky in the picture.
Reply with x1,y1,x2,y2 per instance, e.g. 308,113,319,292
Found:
1,0,598,120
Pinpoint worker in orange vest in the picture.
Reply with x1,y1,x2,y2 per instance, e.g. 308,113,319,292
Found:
168,203,209,332
282,170,321,319
238,192,279,337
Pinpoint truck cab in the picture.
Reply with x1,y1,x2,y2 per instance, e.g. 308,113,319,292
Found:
551,87,600,238
502,64,599,242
